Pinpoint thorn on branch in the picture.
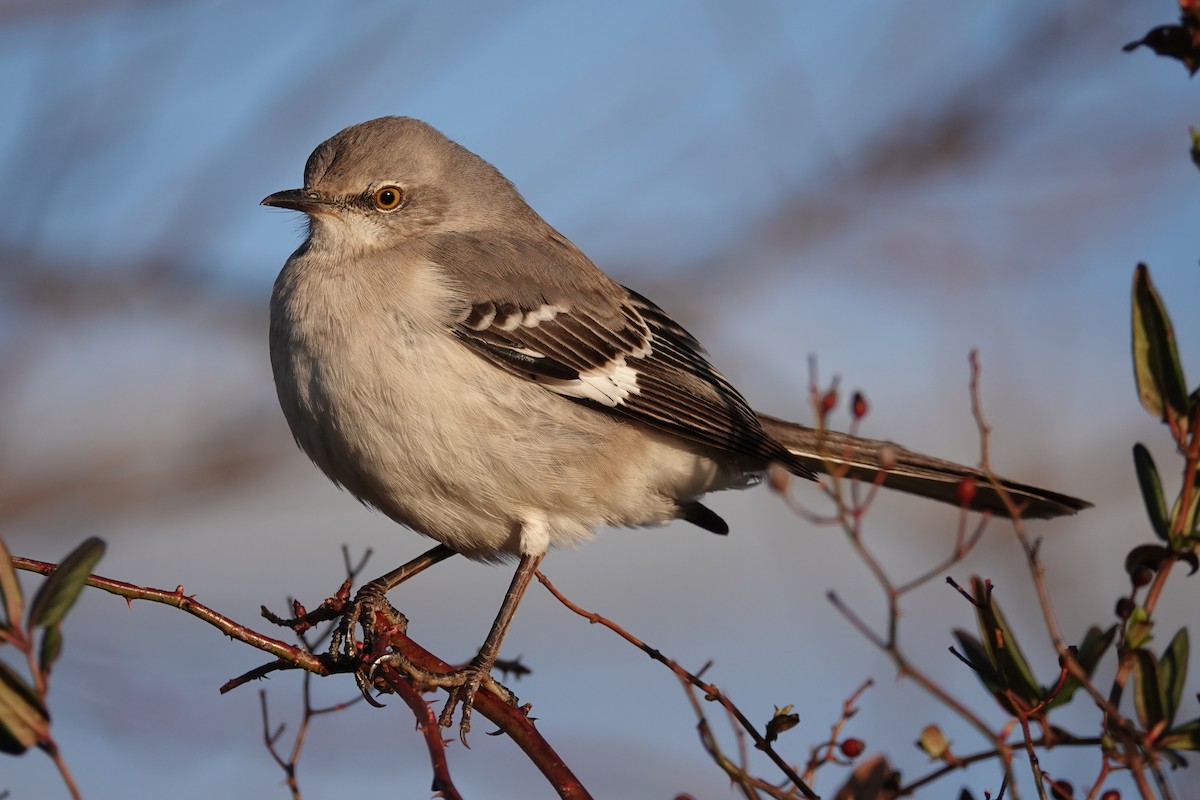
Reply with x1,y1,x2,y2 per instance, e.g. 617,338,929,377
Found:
493,656,532,680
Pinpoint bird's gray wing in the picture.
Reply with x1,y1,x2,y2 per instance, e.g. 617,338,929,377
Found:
429,233,811,474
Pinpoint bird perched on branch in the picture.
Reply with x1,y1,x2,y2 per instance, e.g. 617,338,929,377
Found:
263,116,1089,739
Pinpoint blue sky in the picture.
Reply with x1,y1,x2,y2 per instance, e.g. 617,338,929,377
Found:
2,1,1198,798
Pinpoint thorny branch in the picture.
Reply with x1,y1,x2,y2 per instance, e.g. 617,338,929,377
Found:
535,569,821,800
9,556,592,800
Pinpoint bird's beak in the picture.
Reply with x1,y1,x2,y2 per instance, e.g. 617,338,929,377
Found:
260,188,332,213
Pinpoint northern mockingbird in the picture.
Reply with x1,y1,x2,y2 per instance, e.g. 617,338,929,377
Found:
262,116,1089,738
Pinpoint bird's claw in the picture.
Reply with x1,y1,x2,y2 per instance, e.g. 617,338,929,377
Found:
368,652,518,745
332,584,409,662
327,585,410,708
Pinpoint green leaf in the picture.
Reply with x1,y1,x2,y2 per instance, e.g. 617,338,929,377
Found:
1077,625,1118,673
29,537,104,629
1161,717,1200,752
1175,478,1200,547
1127,606,1154,650
972,577,1043,708
1051,625,1116,709
0,536,22,633
1133,444,1170,541
0,659,49,754
1132,263,1188,428
0,713,28,755
953,629,1030,713
1131,649,1167,730
38,625,63,679
1161,628,1189,726
953,630,1001,687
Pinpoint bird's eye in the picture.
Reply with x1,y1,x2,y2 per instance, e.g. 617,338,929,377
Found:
373,185,403,211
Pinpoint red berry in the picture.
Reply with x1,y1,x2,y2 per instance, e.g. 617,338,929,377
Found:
1050,779,1074,799
851,391,869,420
956,478,977,507
839,738,865,758
821,388,838,413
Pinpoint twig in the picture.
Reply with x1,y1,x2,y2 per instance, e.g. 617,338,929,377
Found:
900,734,1102,796
806,362,1018,793
257,625,365,800
966,352,1161,798
12,556,327,674
372,626,593,800
375,665,463,800
260,690,301,800
801,679,873,785
38,737,82,800
1005,687,1050,800
680,679,801,800
534,570,819,800
9,557,593,800
826,590,1003,749
895,512,990,595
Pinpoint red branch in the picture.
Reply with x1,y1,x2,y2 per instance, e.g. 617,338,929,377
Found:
10,556,593,800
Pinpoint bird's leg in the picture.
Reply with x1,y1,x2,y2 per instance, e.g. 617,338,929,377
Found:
336,543,459,670
371,551,545,743
440,551,544,738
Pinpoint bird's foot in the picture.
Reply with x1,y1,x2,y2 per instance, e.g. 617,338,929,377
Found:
369,652,518,745
328,583,411,706
337,584,519,738
333,581,409,656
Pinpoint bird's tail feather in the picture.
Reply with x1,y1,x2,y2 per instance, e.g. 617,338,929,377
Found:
757,413,1091,520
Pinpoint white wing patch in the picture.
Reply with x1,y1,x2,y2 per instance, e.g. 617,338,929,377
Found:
548,353,644,406
465,302,567,332
522,304,565,328
467,305,497,330
495,303,562,331
456,298,651,406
